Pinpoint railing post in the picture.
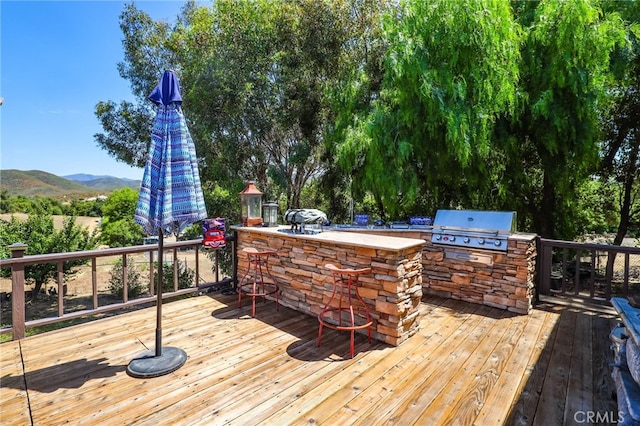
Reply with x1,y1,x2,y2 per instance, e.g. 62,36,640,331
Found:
8,243,28,340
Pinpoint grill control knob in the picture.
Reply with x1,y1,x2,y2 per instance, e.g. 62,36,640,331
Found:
463,237,470,243
449,236,456,242
478,238,485,245
494,240,501,247
435,235,442,241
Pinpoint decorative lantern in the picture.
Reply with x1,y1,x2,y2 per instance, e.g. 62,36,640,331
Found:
262,201,279,227
239,181,263,226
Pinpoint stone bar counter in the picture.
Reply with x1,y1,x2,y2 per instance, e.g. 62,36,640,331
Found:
232,226,425,346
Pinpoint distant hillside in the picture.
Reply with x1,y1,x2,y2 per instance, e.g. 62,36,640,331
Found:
63,173,113,182
0,170,140,198
65,175,141,191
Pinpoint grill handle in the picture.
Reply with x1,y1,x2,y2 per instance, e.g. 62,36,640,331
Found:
435,226,500,236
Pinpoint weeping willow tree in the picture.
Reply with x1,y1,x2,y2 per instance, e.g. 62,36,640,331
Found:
334,0,522,219
506,0,626,238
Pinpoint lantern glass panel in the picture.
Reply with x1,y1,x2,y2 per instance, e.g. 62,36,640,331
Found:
250,196,261,218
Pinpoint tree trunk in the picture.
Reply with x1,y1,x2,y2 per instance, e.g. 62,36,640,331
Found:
31,280,45,302
537,170,556,238
605,147,638,281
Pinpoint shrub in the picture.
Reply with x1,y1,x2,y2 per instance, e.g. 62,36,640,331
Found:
108,256,145,299
154,260,195,293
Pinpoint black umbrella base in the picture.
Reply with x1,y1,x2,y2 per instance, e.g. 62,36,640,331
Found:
127,347,187,378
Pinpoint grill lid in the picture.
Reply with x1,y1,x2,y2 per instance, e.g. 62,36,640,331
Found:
432,210,516,234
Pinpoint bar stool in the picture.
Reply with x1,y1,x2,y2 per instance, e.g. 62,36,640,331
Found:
318,263,373,358
237,247,280,317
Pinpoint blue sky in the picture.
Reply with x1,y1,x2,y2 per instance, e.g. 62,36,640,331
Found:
1,0,204,180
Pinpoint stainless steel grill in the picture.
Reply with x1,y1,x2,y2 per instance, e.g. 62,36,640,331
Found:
431,210,516,252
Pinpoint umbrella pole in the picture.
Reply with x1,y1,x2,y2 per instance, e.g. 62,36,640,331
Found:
126,230,187,378
156,231,163,357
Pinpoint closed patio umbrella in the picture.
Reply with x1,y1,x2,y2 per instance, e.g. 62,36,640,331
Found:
127,69,207,378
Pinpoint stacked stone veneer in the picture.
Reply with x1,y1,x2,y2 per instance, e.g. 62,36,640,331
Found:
422,234,537,314
235,228,424,346
337,229,537,314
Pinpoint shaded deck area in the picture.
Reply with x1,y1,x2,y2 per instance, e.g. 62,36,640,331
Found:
0,293,619,425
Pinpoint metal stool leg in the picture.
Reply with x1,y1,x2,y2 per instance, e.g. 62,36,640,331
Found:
318,264,373,358
238,248,280,317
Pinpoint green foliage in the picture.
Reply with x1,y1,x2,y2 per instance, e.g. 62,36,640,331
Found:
92,0,640,241
64,198,104,217
0,213,98,301
506,0,626,238
598,1,640,245
335,0,522,218
107,256,145,299
0,191,103,217
199,184,235,276
97,0,392,212
179,223,203,241
154,260,195,293
100,188,144,247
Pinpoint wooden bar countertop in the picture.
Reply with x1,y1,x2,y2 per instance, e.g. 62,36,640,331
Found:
231,225,426,251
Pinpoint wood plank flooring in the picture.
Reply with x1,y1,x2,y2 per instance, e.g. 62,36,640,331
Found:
0,293,619,425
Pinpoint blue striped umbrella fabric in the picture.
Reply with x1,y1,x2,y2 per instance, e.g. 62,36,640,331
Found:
128,70,206,377
134,70,207,237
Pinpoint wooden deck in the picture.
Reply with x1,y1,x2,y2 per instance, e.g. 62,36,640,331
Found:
0,293,619,425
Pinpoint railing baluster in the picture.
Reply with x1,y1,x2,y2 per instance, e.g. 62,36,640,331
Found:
92,257,98,309
149,249,154,296
173,248,178,292
57,261,64,317
122,254,128,303
574,248,581,295
590,250,596,299
562,248,569,293
624,252,630,296
195,245,200,286
606,250,613,300
215,250,220,283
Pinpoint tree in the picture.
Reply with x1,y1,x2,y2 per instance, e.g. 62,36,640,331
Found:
322,0,395,222
335,0,521,219
502,0,626,238
95,0,638,240
174,0,357,208
0,214,98,301
96,1,387,215
99,187,144,247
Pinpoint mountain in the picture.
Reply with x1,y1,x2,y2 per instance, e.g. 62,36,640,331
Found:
63,173,114,182
0,170,140,198
64,174,141,191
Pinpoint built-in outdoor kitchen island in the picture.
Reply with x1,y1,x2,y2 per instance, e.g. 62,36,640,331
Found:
233,211,537,347
233,226,425,346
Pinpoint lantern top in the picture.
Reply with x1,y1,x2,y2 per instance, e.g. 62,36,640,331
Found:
239,181,263,196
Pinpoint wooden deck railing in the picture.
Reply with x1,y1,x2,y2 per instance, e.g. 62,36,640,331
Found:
538,237,640,302
4,233,638,340
0,235,236,340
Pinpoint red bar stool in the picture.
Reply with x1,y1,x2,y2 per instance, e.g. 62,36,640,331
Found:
318,263,373,358
237,247,280,317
